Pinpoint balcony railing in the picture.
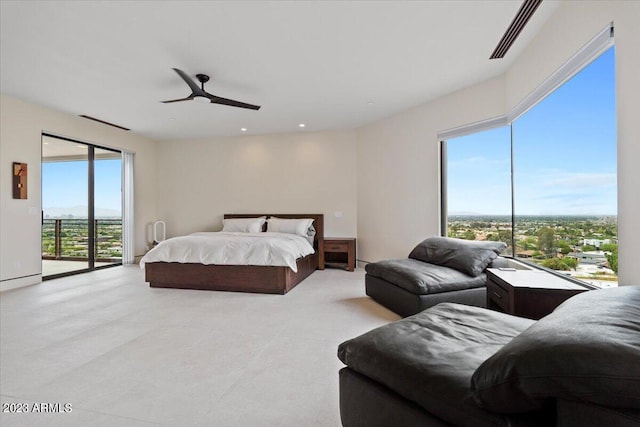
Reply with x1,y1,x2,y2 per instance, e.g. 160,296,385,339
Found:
42,218,122,262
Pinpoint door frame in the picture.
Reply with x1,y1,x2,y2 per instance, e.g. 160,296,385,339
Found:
41,133,123,280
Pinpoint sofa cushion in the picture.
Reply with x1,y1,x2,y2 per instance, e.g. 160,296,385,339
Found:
471,285,640,413
408,237,506,277
365,258,486,295
338,303,538,427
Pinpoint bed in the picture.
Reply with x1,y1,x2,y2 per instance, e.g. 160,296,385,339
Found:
143,214,325,294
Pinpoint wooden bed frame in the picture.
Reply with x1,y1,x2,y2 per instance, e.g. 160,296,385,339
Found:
145,214,325,294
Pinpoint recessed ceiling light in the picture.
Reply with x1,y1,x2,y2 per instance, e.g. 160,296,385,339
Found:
299,123,305,128
241,128,247,132
43,142,49,145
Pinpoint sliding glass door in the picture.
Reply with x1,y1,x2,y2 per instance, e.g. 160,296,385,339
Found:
42,138,90,275
42,135,122,279
94,147,123,267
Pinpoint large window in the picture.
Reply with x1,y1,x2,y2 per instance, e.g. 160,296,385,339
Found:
442,43,617,287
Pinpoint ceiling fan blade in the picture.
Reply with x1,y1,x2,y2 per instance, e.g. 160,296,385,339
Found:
165,69,261,110
172,68,205,95
208,94,261,110
161,95,194,103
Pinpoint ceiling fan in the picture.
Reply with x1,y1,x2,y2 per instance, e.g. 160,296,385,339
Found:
162,68,261,110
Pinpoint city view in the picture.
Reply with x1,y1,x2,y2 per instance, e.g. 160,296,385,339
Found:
41,217,122,261
448,215,618,287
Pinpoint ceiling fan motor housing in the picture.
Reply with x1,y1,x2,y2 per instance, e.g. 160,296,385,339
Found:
196,74,210,84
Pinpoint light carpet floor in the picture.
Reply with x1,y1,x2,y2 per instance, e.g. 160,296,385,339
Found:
0,265,399,426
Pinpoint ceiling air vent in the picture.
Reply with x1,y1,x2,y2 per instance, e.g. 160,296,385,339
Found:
490,0,543,59
79,114,130,131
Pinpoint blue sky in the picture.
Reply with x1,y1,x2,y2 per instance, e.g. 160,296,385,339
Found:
42,158,122,216
447,47,616,216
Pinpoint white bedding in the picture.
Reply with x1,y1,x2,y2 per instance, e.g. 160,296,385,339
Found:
139,232,315,272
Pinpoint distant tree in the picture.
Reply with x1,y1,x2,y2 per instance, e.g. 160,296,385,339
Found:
522,237,537,250
561,257,578,270
582,244,597,252
557,241,571,255
606,247,619,273
470,222,488,229
537,228,556,257
461,230,476,240
602,225,616,237
601,243,617,252
541,258,571,271
497,230,512,245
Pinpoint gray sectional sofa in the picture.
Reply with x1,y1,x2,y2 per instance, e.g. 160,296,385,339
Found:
338,285,640,427
365,237,508,317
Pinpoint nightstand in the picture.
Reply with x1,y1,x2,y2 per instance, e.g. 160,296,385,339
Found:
323,238,356,271
486,268,588,320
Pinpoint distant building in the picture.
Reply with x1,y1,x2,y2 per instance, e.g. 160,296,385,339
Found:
570,251,607,266
515,250,535,258
582,238,614,248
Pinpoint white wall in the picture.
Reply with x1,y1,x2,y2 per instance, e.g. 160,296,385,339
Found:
155,129,357,238
356,1,640,284
0,95,157,291
356,76,505,262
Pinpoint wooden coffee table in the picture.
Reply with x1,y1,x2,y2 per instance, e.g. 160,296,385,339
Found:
486,268,589,320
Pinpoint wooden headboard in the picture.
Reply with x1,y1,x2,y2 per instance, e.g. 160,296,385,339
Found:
223,214,325,268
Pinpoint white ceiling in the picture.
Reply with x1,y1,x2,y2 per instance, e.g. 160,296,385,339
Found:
0,1,558,141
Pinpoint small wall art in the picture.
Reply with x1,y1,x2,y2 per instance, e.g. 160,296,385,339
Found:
13,162,27,199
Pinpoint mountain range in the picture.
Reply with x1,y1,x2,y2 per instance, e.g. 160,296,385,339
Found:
43,206,121,218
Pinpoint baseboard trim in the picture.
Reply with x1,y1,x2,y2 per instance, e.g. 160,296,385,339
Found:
0,274,42,292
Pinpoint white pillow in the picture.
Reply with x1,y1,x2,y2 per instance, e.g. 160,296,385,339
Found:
267,217,314,236
222,217,266,233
